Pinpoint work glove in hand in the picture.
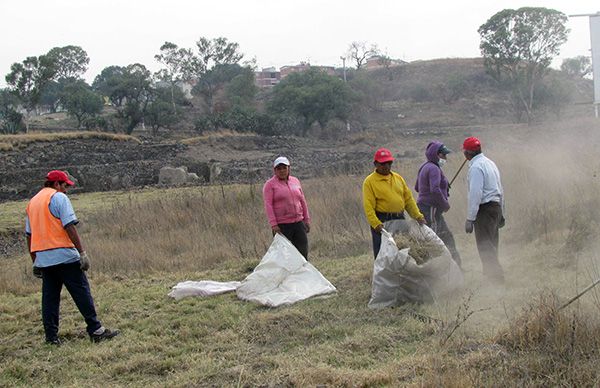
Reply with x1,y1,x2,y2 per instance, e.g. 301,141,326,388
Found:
465,220,474,234
32,266,43,279
498,216,506,229
80,251,90,271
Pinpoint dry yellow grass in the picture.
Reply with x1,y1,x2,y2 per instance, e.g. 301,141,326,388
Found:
0,131,140,150
2,117,600,385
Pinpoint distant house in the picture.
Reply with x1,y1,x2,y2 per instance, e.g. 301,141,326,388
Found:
255,62,338,88
255,67,281,88
365,55,406,70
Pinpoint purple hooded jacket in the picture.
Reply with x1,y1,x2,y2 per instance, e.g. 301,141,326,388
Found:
414,141,450,211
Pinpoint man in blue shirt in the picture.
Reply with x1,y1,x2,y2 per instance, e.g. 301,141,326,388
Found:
26,170,119,345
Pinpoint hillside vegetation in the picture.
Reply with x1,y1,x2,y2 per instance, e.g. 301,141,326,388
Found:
1,118,600,386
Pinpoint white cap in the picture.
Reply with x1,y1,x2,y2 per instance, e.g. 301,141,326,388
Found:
273,156,290,167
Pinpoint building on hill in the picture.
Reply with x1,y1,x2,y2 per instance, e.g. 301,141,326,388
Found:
255,63,337,88
365,55,406,70
255,67,281,88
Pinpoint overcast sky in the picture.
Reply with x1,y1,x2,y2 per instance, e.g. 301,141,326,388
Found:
0,0,598,86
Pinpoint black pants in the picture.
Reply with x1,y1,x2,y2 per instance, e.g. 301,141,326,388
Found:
278,221,309,260
418,203,462,267
474,202,504,283
41,262,102,341
371,212,404,259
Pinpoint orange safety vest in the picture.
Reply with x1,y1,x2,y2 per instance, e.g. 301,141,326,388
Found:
26,187,75,252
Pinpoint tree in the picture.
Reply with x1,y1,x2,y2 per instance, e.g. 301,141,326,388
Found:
39,80,64,113
225,67,257,109
267,68,355,135
45,45,89,81
154,42,195,111
0,88,25,134
193,37,243,75
193,63,253,112
478,7,569,122
561,56,592,78
60,80,103,128
92,65,128,107
92,64,153,134
5,55,56,130
145,86,185,136
346,41,380,70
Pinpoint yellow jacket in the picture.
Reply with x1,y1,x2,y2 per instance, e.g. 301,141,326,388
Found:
362,171,424,229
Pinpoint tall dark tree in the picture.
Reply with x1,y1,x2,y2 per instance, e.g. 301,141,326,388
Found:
478,7,569,122
46,45,89,81
561,56,592,78
92,66,128,107
154,42,195,111
193,63,253,112
60,80,103,128
0,88,25,134
145,86,185,136
267,68,355,135
92,64,153,134
193,37,244,75
5,55,57,130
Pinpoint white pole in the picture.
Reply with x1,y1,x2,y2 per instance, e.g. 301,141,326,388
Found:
341,56,350,131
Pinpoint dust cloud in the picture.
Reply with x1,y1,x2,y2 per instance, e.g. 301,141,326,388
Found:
421,117,600,330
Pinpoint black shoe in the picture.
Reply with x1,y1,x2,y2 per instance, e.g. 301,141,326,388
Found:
90,328,120,343
45,337,61,346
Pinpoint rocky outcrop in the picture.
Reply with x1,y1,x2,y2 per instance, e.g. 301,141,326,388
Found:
158,166,202,186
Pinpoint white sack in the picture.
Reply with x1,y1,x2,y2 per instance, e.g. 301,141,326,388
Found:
236,233,337,307
368,219,463,308
168,280,241,300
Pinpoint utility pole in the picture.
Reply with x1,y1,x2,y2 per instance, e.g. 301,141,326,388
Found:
570,12,600,118
340,56,350,131
340,56,347,82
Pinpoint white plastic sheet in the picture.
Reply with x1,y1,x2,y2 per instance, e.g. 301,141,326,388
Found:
368,219,464,308
168,280,241,300
236,233,337,307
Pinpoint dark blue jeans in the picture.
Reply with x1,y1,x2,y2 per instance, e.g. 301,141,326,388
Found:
371,212,404,259
41,262,102,340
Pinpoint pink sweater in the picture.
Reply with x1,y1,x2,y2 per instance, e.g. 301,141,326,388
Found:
262,175,311,227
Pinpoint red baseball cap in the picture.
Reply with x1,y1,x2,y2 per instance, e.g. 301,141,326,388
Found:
46,170,74,186
463,137,481,152
374,148,394,163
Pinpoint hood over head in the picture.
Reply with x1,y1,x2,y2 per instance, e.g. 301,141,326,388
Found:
425,141,444,163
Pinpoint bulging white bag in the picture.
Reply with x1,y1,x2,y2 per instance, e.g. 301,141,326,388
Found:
368,219,463,308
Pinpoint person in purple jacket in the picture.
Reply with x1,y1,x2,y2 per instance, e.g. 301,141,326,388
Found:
262,156,311,259
415,141,462,267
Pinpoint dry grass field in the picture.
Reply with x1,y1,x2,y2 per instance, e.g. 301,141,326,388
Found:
1,117,600,386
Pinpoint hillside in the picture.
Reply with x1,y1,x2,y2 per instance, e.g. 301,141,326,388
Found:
0,58,594,203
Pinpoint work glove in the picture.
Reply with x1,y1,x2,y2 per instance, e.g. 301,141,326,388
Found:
32,266,43,279
80,251,90,271
465,220,474,234
499,216,506,229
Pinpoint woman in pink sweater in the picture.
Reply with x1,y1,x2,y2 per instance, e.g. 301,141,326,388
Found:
262,156,311,259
